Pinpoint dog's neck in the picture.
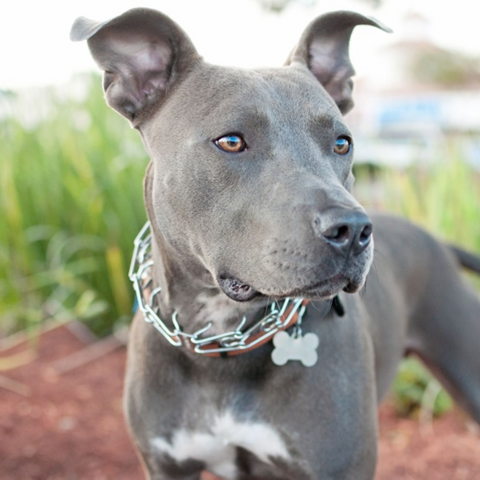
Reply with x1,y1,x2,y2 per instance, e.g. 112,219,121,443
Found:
148,224,265,335
144,165,264,335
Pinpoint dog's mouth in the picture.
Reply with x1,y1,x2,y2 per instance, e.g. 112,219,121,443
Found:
218,272,364,302
217,275,260,302
275,273,363,300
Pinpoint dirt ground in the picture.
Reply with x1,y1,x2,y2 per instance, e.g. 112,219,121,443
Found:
1,323,479,480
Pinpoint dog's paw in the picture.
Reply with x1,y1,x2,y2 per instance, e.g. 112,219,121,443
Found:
271,331,319,367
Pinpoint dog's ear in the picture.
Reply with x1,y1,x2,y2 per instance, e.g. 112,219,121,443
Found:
70,8,200,125
287,11,391,114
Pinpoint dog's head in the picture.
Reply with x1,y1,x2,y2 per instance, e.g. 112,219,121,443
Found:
72,9,390,303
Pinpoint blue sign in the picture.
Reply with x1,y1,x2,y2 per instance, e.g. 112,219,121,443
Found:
379,99,441,125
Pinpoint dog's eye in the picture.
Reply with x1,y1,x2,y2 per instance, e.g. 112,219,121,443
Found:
214,134,247,153
334,136,352,155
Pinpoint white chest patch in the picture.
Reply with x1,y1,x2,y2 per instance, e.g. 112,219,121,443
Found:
151,412,289,479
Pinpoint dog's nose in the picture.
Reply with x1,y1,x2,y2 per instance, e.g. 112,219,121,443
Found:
315,210,372,256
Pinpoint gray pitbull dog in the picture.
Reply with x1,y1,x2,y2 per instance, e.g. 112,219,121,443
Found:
71,8,480,480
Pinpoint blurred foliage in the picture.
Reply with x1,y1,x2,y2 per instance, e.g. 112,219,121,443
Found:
355,150,480,259
393,357,453,417
0,74,148,336
410,50,480,87
382,155,480,257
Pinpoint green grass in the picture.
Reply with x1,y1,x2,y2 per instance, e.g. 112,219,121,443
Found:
392,357,453,417
0,74,148,336
356,149,480,253
383,156,480,254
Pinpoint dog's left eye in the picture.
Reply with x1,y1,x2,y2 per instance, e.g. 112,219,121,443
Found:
214,134,247,153
334,136,352,155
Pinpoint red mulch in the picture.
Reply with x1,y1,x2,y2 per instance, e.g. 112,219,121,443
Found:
1,324,479,480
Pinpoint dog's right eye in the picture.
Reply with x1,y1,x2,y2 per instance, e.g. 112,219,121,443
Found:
334,136,352,155
214,134,247,153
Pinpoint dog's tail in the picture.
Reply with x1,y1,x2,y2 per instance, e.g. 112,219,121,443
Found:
450,245,480,275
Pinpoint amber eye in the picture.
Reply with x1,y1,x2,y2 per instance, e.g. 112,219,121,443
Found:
334,136,352,155
214,134,247,153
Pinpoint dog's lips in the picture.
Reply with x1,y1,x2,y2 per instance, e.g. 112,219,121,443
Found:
250,273,350,301
343,280,363,293
218,269,365,302
306,271,366,296
253,270,366,301
298,274,350,299
217,275,260,302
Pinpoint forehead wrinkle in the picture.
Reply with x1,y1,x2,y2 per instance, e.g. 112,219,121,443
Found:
195,91,282,143
255,69,336,129
311,113,335,131
201,67,305,124
200,107,271,140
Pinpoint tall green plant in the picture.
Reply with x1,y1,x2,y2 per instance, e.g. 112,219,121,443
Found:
0,74,148,336
383,154,480,256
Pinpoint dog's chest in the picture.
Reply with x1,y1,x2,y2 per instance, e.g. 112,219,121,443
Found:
151,411,289,479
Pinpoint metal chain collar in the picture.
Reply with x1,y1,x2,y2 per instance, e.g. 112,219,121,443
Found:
128,222,307,356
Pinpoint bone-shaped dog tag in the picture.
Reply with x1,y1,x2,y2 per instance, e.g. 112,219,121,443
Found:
271,331,319,367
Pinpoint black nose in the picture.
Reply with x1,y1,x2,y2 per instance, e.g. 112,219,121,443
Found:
316,210,372,256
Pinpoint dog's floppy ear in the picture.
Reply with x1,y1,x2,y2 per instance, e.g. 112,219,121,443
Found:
287,11,391,114
70,8,200,125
